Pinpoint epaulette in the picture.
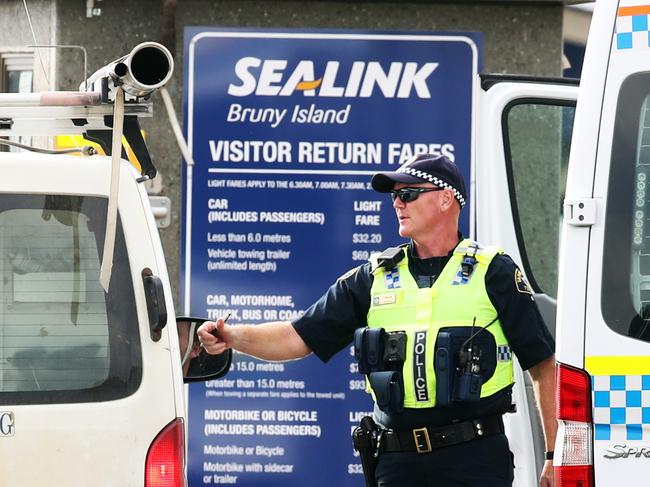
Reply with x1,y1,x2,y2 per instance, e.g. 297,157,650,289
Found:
370,245,407,272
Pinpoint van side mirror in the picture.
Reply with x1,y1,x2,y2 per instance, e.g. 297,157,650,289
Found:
176,317,232,383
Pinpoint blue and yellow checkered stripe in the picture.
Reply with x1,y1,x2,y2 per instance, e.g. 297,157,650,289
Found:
592,375,650,440
587,356,650,441
616,5,650,50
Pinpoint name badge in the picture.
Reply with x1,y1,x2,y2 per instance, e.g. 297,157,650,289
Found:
373,293,397,306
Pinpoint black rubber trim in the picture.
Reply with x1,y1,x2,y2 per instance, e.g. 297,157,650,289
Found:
481,74,579,91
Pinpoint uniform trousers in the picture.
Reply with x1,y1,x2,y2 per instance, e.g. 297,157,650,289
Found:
374,432,514,487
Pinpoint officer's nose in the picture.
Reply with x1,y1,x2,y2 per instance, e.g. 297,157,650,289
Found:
392,194,404,209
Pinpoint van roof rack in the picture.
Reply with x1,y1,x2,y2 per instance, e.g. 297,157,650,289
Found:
0,92,157,180
0,41,175,181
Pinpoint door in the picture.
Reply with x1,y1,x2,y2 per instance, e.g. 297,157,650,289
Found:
565,1,650,483
476,76,578,486
0,154,181,486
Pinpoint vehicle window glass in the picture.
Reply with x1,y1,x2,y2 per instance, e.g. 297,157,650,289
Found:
505,101,575,298
0,195,141,404
603,72,650,342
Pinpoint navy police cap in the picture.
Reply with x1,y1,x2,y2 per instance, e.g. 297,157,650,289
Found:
371,154,467,208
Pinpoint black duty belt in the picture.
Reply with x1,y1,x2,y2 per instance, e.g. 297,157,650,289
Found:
380,415,504,454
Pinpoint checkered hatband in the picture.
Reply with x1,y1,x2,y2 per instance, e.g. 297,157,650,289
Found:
395,165,466,207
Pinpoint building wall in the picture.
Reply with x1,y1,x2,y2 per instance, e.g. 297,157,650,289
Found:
0,0,56,91
5,0,564,307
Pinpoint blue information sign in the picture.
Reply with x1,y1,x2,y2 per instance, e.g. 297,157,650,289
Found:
182,29,481,487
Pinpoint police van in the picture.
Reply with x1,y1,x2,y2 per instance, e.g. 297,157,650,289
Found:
553,1,650,485
0,43,230,486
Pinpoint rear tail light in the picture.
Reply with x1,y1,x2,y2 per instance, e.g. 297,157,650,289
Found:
555,465,594,487
558,364,592,423
145,418,186,487
555,362,594,487
556,421,593,465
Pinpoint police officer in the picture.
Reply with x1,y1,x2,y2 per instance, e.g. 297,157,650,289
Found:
198,154,556,487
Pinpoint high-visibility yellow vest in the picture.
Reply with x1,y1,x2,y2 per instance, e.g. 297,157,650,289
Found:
367,239,514,409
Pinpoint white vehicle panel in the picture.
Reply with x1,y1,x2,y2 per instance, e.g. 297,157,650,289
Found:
0,154,180,486
555,0,619,370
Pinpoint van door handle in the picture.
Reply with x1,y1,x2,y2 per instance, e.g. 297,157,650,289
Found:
563,198,596,226
142,268,168,341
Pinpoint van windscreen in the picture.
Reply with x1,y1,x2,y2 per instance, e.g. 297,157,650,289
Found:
603,71,650,341
0,194,142,404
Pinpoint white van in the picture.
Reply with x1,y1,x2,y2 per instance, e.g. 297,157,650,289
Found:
0,43,231,487
554,0,650,485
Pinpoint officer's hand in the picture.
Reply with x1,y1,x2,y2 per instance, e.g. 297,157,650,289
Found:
197,317,232,355
540,459,554,487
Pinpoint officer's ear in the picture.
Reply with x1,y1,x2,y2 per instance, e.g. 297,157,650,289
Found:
439,189,455,212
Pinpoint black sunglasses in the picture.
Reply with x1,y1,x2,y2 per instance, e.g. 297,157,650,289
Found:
390,186,444,203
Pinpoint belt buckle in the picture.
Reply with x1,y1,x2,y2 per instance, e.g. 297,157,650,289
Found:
412,427,432,454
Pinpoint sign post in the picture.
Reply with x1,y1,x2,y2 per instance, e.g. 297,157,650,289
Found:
182,29,481,486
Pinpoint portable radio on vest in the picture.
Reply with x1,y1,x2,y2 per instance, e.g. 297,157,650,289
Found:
453,316,498,403
454,340,483,403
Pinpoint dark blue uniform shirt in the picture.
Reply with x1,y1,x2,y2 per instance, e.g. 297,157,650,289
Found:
292,242,555,428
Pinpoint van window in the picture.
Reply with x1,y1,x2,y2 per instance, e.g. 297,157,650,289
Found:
0,195,142,404
504,100,575,298
603,72,650,342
